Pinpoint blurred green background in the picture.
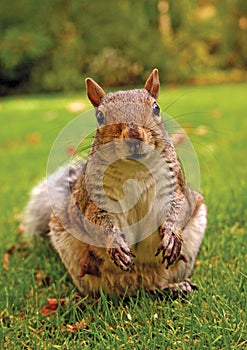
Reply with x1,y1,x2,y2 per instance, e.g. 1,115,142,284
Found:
1,2,247,347
1,0,247,95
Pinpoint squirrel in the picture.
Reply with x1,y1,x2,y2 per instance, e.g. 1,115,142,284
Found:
23,69,207,297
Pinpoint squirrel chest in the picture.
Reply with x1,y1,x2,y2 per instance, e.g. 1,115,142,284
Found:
84,155,174,238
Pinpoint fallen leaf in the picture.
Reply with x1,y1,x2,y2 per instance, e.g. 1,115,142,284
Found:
26,133,41,145
2,253,10,270
66,324,79,333
2,245,15,269
78,319,87,329
40,298,65,315
61,320,87,333
18,311,26,318
35,272,42,281
62,283,67,291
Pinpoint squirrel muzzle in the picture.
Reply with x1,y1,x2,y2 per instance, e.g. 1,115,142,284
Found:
122,123,152,159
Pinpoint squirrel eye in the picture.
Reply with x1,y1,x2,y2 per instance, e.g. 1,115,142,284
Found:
96,110,105,125
153,101,160,117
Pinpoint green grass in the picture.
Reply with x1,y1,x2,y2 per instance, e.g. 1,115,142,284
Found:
0,83,246,349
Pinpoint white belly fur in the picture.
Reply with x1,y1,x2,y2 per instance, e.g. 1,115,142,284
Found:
103,158,172,244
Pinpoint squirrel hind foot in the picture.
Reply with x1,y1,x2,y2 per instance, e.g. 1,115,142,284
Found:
160,279,198,300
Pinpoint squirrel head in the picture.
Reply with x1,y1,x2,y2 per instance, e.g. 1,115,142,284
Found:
85,69,167,159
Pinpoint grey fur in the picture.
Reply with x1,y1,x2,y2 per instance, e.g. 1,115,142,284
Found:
22,159,84,236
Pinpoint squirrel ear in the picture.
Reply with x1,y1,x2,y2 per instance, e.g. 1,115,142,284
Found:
144,68,160,99
85,78,105,107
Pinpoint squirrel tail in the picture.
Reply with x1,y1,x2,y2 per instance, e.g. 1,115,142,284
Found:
22,159,84,237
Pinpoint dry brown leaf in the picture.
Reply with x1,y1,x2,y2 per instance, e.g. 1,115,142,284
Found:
79,319,87,329
61,320,87,333
2,245,15,270
35,272,42,281
40,298,65,315
2,253,10,270
26,133,41,145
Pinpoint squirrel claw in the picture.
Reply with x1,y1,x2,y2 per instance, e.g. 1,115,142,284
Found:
120,245,136,258
108,231,135,271
155,226,182,268
108,246,135,272
162,279,198,299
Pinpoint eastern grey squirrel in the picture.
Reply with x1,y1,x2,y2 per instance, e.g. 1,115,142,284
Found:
23,69,207,296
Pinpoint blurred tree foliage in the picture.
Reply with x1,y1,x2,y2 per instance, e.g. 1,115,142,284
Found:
0,0,246,94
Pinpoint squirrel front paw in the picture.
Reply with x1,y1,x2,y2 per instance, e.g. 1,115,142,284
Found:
155,222,182,268
107,232,135,272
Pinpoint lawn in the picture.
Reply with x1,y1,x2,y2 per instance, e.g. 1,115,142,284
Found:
0,83,246,349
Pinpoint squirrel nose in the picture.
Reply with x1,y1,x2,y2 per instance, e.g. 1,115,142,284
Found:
129,128,140,140
127,124,143,141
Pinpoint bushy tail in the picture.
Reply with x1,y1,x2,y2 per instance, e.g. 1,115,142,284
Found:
22,160,84,237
